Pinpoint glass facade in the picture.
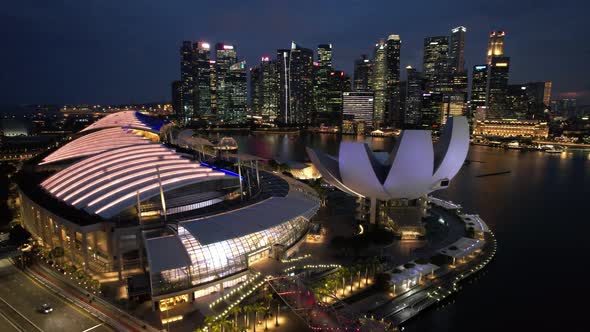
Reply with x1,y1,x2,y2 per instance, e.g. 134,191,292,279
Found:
151,216,309,297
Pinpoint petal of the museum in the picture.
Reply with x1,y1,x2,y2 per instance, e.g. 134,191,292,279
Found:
305,147,362,197
338,142,390,200
432,116,470,184
384,130,434,200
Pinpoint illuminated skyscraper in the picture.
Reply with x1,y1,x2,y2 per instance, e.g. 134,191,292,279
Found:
487,31,505,65
487,56,511,118
192,41,212,118
251,57,280,122
323,70,351,125
372,39,387,126
385,35,402,128
470,65,488,113
342,91,374,128
405,66,423,125
423,36,450,93
420,92,444,129
314,44,333,118
179,41,194,123
277,42,314,124
449,26,466,73
220,61,247,124
371,35,401,128
317,44,332,68
215,43,238,120
353,54,372,92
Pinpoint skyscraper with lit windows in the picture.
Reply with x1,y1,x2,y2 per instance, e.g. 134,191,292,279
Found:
251,57,280,122
179,41,194,123
423,36,450,93
449,26,466,73
487,56,511,118
215,43,238,120
470,65,488,113
371,35,401,128
277,42,314,124
192,41,212,118
353,54,372,92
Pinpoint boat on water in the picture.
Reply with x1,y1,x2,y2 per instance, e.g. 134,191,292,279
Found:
545,145,566,153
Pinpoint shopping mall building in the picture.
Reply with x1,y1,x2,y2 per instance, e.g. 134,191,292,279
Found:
17,111,319,310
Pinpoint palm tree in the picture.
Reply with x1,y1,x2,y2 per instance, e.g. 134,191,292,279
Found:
263,309,271,331
253,302,266,332
217,316,232,332
228,306,242,330
264,293,273,309
204,315,217,332
243,304,253,329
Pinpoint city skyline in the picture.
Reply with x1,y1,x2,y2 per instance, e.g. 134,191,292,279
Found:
2,0,587,106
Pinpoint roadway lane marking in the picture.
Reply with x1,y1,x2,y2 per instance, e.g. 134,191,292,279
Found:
81,323,104,332
0,295,44,331
0,309,25,332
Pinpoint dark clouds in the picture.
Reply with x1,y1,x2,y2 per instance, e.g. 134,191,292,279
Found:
1,0,587,105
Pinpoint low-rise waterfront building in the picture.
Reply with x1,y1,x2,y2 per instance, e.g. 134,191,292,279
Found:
473,119,549,138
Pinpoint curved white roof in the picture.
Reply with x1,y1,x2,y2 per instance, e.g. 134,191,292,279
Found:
41,144,228,218
39,127,151,165
307,116,469,200
82,111,163,133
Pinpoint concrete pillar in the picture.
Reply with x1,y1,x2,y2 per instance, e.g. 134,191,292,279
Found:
138,232,146,272
68,229,76,264
82,233,89,272
57,223,65,251
255,160,260,186
369,197,377,225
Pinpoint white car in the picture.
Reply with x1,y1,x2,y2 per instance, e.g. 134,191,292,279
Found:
39,304,53,314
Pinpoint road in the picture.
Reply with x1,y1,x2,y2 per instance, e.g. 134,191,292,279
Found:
0,259,113,332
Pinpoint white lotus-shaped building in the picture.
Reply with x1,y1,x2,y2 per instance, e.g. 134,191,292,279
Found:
306,116,469,201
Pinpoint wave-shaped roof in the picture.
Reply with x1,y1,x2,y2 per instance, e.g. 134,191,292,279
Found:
82,111,166,133
41,144,228,218
39,127,151,165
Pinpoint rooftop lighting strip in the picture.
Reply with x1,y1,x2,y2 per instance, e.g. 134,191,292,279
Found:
59,156,188,201
41,144,165,187
42,137,150,163
43,145,169,190
45,149,175,194
76,164,203,206
40,128,141,163
94,172,225,215
87,167,220,209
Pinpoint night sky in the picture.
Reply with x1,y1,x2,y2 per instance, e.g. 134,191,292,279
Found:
2,0,588,106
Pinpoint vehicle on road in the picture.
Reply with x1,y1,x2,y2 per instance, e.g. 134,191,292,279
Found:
39,303,53,314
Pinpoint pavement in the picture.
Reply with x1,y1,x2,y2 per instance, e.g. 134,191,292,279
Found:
0,258,113,332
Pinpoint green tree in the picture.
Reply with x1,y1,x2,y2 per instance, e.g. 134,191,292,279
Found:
243,304,253,329
204,315,217,332
253,302,266,332
228,306,242,330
